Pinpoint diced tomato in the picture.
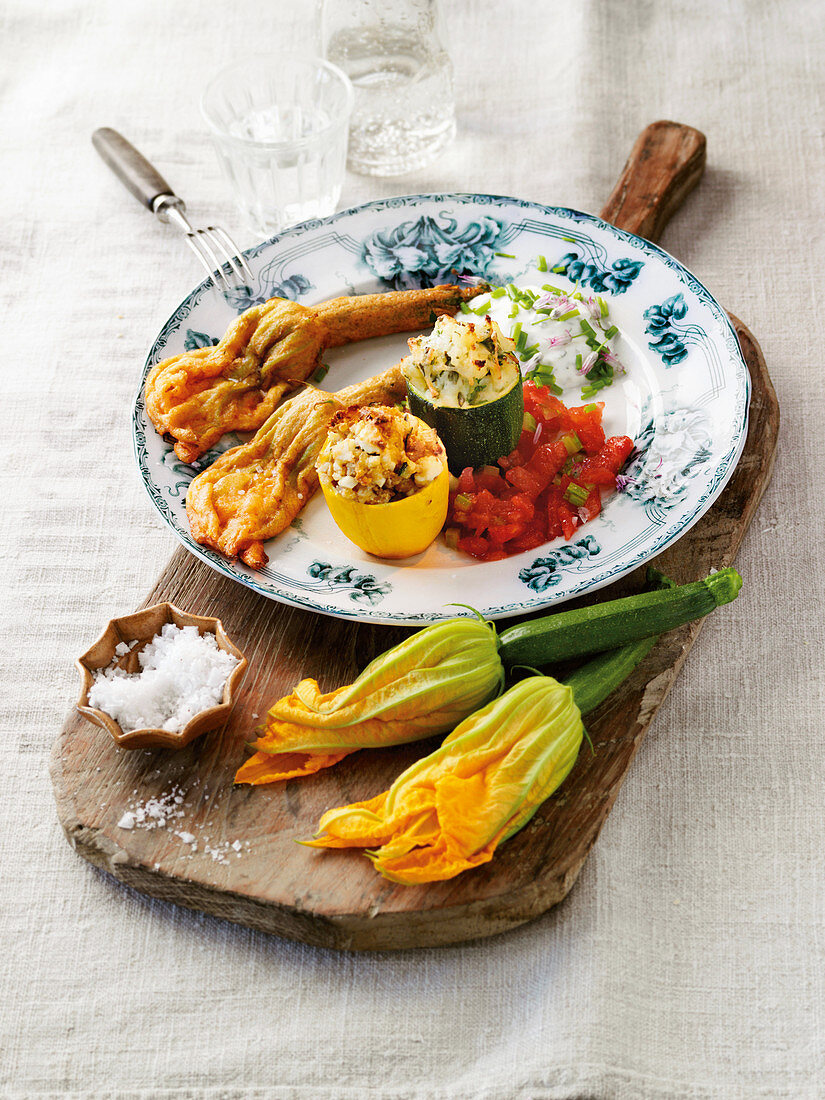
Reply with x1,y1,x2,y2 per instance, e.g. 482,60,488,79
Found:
555,498,577,540
567,403,606,454
577,487,602,523
526,440,569,482
473,466,505,492
577,435,634,485
458,534,491,560
599,435,634,470
507,515,548,552
498,429,536,471
447,394,633,561
575,461,617,488
457,467,476,494
523,382,571,432
505,464,544,496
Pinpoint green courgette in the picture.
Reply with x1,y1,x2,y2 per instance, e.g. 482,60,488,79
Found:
561,569,676,715
407,370,524,474
498,566,742,668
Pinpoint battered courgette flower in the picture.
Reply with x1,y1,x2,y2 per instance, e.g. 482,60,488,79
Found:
234,616,504,786
301,675,584,884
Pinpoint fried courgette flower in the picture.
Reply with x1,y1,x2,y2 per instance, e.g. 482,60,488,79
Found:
145,284,488,463
302,675,584,884
234,616,505,785
185,366,408,568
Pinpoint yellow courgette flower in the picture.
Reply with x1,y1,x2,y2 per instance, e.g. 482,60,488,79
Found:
302,675,584,884
234,616,503,786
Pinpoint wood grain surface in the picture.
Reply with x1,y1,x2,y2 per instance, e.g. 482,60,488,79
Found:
50,122,779,951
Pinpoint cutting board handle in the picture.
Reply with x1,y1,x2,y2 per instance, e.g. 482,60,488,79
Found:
599,120,706,243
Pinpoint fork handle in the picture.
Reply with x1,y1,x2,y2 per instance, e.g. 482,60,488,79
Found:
92,127,183,214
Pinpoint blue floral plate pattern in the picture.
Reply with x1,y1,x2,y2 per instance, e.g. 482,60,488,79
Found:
134,194,750,626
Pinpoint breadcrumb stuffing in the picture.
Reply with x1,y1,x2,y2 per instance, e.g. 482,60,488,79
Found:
317,405,445,504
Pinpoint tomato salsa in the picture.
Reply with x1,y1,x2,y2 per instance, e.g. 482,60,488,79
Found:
445,381,634,562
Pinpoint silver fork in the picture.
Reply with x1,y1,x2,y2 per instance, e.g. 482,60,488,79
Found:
92,127,254,297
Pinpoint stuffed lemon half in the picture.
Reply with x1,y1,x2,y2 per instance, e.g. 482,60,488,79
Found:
316,405,449,559
402,313,523,474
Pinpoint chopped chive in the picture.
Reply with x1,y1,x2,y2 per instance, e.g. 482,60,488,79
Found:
490,286,506,298
310,362,330,384
515,331,528,352
522,342,539,358
522,411,537,433
581,377,609,398
559,308,579,321
506,284,519,300
604,324,618,340
564,483,589,507
551,265,566,274
454,493,473,510
537,254,547,272
472,299,491,315
541,283,563,294
562,431,582,455
597,296,609,317
509,303,520,318
550,382,564,395
579,318,597,339
511,321,523,344
583,403,599,413
495,251,516,258
460,302,470,313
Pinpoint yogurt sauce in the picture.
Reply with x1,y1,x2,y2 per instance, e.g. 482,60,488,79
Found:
467,284,625,396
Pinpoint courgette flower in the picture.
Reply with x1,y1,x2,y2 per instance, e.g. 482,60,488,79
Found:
234,616,503,785
302,675,584,884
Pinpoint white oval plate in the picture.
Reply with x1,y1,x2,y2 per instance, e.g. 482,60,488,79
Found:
134,194,749,625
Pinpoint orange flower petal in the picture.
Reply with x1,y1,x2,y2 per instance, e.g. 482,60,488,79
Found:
234,749,352,785
369,836,498,885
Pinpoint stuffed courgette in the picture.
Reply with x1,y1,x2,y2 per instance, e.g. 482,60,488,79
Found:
402,313,524,474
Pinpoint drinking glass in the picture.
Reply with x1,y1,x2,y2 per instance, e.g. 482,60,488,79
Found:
320,0,456,177
201,55,353,237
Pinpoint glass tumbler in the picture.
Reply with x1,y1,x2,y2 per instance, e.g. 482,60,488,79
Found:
320,0,456,177
201,55,353,238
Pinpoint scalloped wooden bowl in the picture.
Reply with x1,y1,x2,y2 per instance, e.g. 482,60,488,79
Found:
75,603,248,750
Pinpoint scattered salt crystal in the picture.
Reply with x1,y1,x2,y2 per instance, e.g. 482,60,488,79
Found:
114,642,131,657
88,624,239,733
114,788,243,865
115,788,186,831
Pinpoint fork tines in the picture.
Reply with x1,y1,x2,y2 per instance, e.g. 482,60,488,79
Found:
185,225,254,297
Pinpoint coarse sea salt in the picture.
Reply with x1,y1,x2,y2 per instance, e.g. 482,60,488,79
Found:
88,623,238,733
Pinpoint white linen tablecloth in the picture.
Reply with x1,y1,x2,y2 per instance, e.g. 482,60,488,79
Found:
2,1,823,1096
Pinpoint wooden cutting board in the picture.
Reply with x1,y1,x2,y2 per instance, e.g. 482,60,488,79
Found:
51,122,779,951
